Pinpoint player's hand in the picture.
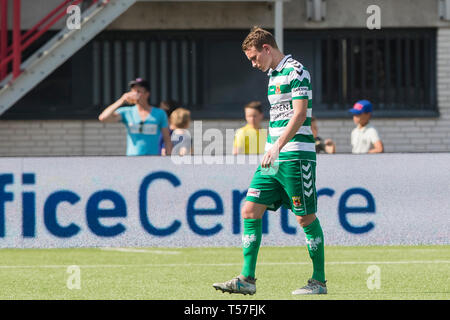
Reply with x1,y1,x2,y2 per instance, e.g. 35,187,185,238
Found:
261,141,280,168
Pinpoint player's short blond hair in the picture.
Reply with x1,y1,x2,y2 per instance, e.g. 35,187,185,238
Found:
170,107,191,129
242,26,278,52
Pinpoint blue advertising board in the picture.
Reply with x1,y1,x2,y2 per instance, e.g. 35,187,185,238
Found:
0,154,448,247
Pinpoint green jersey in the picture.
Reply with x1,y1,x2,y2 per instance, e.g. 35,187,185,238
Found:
266,54,316,161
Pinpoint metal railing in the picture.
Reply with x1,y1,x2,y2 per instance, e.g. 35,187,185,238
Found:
0,0,107,83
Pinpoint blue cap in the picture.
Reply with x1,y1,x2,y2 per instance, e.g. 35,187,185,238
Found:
349,100,372,114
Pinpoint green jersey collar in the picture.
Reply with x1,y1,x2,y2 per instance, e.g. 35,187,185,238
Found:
267,54,291,76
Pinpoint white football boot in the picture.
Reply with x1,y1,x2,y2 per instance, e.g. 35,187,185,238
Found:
213,275,256,295
292,278,327,295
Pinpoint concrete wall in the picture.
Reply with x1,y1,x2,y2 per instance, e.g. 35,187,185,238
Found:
0,27,450,156
0,121,126,156
108,0,450,30
12,0,450,30
313,26,450,153
1,2,450,156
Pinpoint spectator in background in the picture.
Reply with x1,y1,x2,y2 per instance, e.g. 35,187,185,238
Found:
349,100,384,154
233,101,267,155
158,100,180,155
311,116,336,154
159,100,179,117
98,78,172,156
163,107,192,156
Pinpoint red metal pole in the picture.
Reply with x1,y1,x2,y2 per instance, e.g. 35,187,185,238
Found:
12,0,21,79
0,0,8,80
20,0,83,52
20,0,72,46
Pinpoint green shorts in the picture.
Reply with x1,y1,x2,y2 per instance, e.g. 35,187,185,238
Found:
245,160,317,216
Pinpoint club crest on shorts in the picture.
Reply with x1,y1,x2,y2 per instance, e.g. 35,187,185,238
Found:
292,196,302,208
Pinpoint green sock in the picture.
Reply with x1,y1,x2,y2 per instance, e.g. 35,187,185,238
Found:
241,218,262,279
303,218,325,283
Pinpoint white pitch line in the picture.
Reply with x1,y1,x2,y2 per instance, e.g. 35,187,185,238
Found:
98,247,181,255
0,260,448,269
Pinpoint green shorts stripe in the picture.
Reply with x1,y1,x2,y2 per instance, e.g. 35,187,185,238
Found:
268,133,315,144
277,151,317,161
269,117,312,128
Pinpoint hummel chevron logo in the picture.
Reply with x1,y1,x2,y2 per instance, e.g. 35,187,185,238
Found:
302,161,313,198
303,172,311,180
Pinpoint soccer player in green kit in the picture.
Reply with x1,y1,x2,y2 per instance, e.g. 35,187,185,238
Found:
213,27,326,295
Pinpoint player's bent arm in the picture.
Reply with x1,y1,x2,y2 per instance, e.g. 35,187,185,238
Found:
274,99,308,150
98,96,126,123
369,140,384,153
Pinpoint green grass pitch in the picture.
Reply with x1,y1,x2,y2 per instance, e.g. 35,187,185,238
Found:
0,245,448,300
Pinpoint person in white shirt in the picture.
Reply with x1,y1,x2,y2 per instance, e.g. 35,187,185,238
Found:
163,107,192,156
349,100,384,154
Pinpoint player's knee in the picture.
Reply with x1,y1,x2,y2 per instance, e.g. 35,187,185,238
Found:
241,206,256,219
241,202,264,219
296,214,316,228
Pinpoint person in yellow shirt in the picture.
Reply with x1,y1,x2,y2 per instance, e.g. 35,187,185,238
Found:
233,101,268,155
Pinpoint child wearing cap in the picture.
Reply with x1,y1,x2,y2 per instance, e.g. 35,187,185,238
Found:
349,100,384,154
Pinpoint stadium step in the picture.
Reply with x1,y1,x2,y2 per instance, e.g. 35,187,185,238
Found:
0,0,137,116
